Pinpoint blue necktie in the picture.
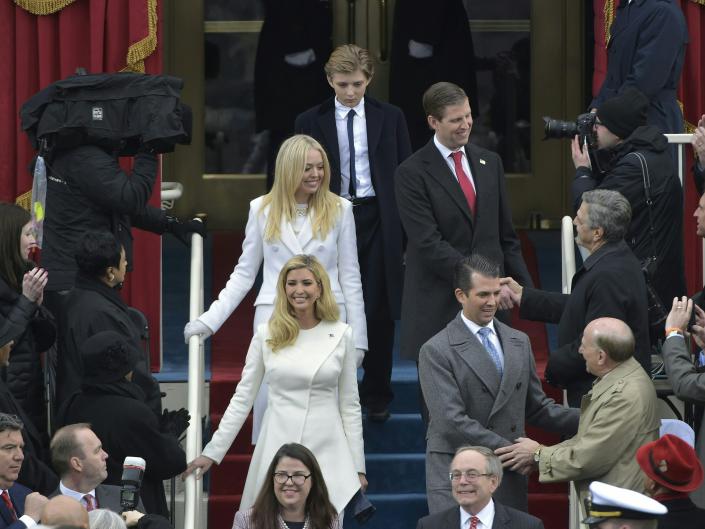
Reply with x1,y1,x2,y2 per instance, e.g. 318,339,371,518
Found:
478,327,503,376
347,109,356,197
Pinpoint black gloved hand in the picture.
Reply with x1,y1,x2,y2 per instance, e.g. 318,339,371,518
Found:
166,216,206,246
159,407,191,438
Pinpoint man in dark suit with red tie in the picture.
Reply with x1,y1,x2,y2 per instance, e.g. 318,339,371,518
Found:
296,44,412,421
0,413,49,528
395,82,532,365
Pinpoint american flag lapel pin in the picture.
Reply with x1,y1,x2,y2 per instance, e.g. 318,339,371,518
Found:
480,159,486,165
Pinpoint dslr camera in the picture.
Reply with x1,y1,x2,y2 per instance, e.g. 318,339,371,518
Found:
543,112,598,150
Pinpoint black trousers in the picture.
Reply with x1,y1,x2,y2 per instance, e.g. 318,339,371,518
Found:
353,198,395,411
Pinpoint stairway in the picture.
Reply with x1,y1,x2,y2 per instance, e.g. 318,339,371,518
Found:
202,230,571,529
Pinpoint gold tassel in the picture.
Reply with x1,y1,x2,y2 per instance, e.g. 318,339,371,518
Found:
604,0,616,47
15,190,32,211
13,0,77,15
122,0,158,73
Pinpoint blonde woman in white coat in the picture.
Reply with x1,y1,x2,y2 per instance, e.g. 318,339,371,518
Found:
182,255,367,517
183,134,367,442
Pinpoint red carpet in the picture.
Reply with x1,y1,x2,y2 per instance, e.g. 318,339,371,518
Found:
205,230,568,529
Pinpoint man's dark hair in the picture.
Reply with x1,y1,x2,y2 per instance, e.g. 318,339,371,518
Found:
454,254,500,293
0,413,23,435
581,189,632,243
74,231,122,278
50,423,92,477
423,82,468,121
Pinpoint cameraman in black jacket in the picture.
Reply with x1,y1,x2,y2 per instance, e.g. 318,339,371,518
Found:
571,88,685,311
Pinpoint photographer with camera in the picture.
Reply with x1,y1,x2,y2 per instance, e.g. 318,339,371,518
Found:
570,88,685,319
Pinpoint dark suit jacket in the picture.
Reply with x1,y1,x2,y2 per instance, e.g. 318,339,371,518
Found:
0,483,32,529
416,501,544,529
395,139,532,360
520,240,651,405
295,96,412,318
419,315,578,510
658,496,705,529
0,380,57,495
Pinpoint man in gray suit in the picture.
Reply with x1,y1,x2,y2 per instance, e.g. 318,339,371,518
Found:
419,254,579,513
50,423,144,513
416,446,544,529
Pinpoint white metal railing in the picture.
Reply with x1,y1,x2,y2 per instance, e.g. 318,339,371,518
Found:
183,220,205,529
561,216,576,294
665,133,691,187
161,182,184,210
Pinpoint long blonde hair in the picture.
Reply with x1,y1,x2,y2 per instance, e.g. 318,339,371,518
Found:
260,135,340,241
267,255,340,351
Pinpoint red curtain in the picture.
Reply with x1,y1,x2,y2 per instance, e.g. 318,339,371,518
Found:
0,0,163,368
592,0,704,294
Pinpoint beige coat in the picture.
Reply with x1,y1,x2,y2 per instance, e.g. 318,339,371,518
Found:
538,357,659,499
202,321,365,514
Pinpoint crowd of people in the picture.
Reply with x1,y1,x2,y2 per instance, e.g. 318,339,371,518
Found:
1,0,704,525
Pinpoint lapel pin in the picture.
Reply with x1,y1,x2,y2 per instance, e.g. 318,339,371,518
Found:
329,333,335,338
480,159,486,165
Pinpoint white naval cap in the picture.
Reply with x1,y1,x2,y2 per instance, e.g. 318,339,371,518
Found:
582,481,667,525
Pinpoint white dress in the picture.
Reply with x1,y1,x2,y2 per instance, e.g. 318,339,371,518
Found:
201,320,365,514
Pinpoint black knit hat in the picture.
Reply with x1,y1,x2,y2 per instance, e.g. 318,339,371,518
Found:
596,88,649,139
82,331,140,384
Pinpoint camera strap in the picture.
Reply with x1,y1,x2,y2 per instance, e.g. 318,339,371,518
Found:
630,151,658,261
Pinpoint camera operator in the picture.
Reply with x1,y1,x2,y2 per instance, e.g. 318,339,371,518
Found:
42,143,205,308
570,88,685,311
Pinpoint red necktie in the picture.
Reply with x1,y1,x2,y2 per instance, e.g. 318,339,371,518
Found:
451,151,476,214
470,515,479,529
1,491,17,521
83,494,96,512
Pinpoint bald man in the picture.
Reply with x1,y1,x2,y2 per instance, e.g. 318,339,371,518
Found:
495,317,659,502
41,496,88,529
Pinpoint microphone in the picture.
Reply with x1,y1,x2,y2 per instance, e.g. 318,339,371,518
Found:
120,456,146,512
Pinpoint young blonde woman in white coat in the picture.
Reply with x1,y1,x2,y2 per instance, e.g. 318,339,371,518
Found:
182,255,367,517
183,134,367,441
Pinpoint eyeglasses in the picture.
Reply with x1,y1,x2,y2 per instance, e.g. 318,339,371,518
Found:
273,472,311,486
449,470,493,482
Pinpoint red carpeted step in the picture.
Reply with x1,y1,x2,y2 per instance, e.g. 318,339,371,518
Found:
528,493,569,529
208,494,241,528
209,413,254,455
210,454,252,495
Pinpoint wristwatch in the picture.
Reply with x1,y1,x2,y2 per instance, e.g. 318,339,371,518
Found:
533,445,543,463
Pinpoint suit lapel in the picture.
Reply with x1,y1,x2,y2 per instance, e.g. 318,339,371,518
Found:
491,501,509,529
269,206,303,255
296,212,314,250
421,141,474,225
316,100,342,193
447,315,501,397
365,98,383,170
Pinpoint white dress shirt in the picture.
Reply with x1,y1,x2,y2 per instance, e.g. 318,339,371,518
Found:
433,134,476,190
460,312,505,372
59,481,97,508
460,499,496,529
334,97,375,198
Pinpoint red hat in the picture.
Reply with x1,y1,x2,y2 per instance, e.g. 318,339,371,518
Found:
636,434,704,493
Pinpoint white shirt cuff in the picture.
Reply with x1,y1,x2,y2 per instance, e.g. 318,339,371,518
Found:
20,514,36,527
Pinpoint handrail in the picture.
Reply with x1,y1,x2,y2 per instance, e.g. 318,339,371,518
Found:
560,216,576,295
664,133,692,187
183,219,205,529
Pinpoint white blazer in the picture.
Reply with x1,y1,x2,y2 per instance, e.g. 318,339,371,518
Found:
202,321,365,514
199,195,368,350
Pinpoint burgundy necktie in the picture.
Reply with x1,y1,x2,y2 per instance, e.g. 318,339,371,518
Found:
451,151,476,214
83,494,96,512
1,491,17,521
470,515,479,529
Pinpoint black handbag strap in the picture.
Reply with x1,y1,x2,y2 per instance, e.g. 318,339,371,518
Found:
630,151,658,260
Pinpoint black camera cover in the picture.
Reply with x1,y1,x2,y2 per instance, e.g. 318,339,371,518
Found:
20,71,192,156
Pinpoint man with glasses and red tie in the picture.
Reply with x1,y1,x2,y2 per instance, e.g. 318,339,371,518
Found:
0,413,49,529
416,446,544,529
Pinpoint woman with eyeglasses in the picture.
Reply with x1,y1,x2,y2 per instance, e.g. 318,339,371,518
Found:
183,134,367,444
183,255,366,519
0,203,54,438
232,443,340,529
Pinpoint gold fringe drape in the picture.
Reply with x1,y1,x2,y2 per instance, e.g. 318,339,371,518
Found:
13,0,76,15
603,0,616,46
122,0,158,73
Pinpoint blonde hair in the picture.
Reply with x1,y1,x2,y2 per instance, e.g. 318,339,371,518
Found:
260,135,340,241
267,255,340,351
324,44,374,80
